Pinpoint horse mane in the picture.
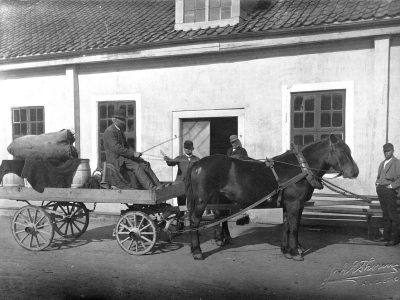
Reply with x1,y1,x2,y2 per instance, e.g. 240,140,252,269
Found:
272,137,330,161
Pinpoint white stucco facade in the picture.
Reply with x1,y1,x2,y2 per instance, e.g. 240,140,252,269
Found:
1,32,399,211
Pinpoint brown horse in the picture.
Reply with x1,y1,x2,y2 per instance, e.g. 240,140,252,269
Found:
184,134,359,260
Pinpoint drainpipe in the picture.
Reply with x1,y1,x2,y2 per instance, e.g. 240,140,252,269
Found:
66,66,80,156
385,37,391,143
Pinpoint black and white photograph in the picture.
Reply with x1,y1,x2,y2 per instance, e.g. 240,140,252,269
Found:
0,0,400,299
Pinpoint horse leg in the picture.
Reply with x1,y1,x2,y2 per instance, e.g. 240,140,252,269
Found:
286,201,304,261
214,210,232,246
280,208,291,258
189,202,207,260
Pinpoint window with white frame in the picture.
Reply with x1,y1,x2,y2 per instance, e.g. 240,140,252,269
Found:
12,106,45,140
291,90,345,146
176,0,239,30
98,101,136,167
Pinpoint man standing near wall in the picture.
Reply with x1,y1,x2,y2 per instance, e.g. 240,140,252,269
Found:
227,135,248,160
375,142,400,246
163,140,200,206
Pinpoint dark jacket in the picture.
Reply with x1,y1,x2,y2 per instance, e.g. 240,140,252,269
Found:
103,124,136,169
227,146,248,160
376,156,400,191
166,154,200,181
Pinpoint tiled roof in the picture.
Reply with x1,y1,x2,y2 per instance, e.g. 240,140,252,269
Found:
1,0,400,60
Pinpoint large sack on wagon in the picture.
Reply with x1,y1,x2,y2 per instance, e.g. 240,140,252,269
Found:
7,129,77,160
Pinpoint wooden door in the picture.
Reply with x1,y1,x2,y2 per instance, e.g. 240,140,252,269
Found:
181,120,210,158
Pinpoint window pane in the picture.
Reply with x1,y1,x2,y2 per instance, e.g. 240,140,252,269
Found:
30,109,36,121
320,113,331,127
294,96,303,111
13,110,20,122
305,113,314,128
332,94,343,110
20,109,27,122
304,135,314,145
185,0,195,10
332,112,343,127
222,0,231,6
21,123,27,135
209,7,220,20
37,123,44,134
107,104,114,118
100,139,105,151
293,135,303,146
100,105,107,118
294,113,303,128
13,124,20,135
31,124,37,135
304,98,314,111
195,9,205,22
37,109,44,121
196,0,205,9
127,104,135,117
221,7,231,19
100,120,108,133
108,119,113,127
127,119,134,132
321,95,331,110
210,0,220,8
184,10,195,22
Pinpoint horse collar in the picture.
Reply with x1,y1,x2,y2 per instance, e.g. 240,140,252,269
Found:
291,144,323,190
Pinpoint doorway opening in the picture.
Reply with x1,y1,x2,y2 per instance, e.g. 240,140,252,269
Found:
180,117,237,157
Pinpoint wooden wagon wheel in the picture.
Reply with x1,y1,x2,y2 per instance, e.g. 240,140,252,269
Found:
46,202,89,238
115,211,157,255
11,205,54,251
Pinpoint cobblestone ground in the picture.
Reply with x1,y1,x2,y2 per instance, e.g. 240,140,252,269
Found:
0,215,399,300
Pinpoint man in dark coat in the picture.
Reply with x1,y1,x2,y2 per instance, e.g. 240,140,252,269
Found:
164,140,200,205
375,142,400,246
227,135,248,160
103,110,161,190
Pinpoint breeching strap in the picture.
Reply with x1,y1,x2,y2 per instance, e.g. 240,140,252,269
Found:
197,171,309,231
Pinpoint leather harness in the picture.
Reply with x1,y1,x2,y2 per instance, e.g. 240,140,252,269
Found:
265,143,323,207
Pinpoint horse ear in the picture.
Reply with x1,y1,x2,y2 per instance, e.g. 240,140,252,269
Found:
329,134,338,144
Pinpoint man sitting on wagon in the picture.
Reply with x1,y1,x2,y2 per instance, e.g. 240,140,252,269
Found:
103,109,162,190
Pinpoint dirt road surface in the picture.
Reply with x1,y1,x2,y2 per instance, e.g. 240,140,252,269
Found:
0,215,399,300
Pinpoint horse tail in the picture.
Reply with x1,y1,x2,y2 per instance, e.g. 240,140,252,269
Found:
184,162,197,213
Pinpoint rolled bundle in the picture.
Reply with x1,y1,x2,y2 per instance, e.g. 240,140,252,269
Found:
7,129,78,160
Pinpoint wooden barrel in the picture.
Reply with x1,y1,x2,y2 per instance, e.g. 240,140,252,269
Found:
2,173,24,187
71,159,91,188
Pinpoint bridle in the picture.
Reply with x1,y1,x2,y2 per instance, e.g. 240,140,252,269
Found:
328,141,348,178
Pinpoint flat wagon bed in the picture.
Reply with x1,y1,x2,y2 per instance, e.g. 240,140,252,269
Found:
0,182,185,255
0,183,185,205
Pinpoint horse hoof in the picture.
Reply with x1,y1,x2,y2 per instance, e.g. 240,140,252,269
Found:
292,255,304,261
193,253,204,260
283,253,293,259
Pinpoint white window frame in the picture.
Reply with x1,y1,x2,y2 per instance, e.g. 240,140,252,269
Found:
175,0,241,31
282,81,354,153
89,94,142,171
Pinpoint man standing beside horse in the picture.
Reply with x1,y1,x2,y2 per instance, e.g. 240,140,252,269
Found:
375,142,400,246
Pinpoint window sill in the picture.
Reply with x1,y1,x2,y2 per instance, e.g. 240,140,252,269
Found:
175,16,240,31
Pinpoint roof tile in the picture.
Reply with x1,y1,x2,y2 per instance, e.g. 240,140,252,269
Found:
1,0,400,60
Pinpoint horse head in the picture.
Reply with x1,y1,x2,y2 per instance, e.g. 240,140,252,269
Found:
325,134,359,178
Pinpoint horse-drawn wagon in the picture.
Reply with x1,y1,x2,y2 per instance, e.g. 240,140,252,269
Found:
0,182,185,255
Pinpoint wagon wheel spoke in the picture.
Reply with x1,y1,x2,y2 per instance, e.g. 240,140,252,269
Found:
14,221,28,227
139,223,151,232
140,236,153,244
52,203,89,238
115,211,157,255
12,206,55,251
19,233,30,244
121,236,131,244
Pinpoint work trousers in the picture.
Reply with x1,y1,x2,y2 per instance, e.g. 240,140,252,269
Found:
124,159,160,190
376,185,400,242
